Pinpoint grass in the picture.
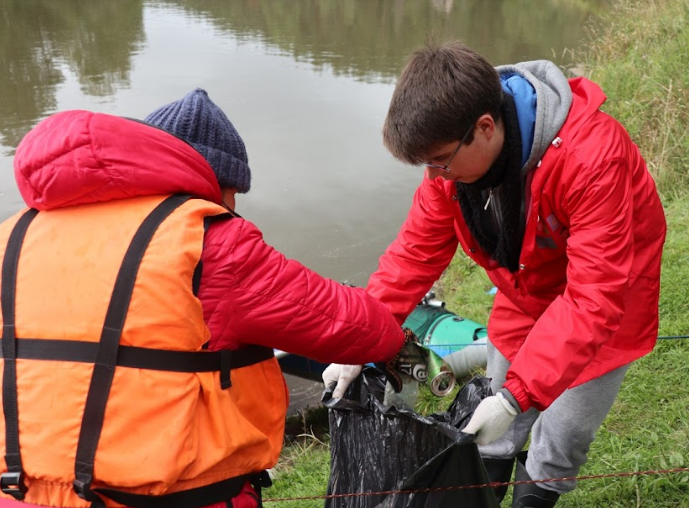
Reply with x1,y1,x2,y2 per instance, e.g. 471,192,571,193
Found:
575,0,689,199
266,432,331,508
266,0,689,506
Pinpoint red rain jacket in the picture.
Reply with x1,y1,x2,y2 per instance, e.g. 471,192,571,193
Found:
1,110,404,508
368,78,666,412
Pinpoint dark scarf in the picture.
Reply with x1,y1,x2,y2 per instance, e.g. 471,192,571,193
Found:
455,93,524,272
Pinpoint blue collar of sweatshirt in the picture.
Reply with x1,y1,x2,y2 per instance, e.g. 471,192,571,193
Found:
501,73,536,168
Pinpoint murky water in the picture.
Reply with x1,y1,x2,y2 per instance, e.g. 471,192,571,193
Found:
0,0,609,411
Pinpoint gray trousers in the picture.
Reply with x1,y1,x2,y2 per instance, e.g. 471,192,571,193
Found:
478,340,629,494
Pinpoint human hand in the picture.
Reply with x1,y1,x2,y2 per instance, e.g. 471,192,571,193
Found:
462,392,518,445
322,364,363,399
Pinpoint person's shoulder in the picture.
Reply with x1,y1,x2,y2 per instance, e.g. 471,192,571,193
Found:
199,215,274,284
204,215,264,253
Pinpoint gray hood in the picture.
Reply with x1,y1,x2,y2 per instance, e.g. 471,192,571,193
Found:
496,60,572,172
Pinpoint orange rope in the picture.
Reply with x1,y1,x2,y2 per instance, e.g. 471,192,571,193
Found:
263,466,689,503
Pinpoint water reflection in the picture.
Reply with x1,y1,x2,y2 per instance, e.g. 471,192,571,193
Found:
0,0,145,152
0,0,608,154
163,0,607,84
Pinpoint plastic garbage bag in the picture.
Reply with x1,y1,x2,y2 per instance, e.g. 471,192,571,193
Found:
322,368,500,508
383,376,420,410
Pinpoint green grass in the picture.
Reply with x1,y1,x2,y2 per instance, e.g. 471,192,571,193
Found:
577,0,689,199
265,432,331,508
266,0,689,506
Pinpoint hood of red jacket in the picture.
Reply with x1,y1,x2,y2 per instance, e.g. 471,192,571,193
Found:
563,76,607,135
14,110,222,210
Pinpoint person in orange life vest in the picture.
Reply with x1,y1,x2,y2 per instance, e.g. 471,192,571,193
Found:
0,89,408,508
324,42,666,507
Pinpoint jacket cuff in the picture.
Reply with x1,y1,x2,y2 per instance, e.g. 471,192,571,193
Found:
501,378,531,413
497,388,522,414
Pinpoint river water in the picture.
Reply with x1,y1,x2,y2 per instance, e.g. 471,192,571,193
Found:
0,0,609,414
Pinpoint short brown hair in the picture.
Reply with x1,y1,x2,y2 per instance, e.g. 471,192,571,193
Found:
383,41,502,165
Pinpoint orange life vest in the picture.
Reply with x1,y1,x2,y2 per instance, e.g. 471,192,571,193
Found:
0,195,286,508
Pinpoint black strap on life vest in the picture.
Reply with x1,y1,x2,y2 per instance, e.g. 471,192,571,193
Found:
0,208,38,500
0,339,273,376
192,211,237,296
0,197,274,507
94,472,257,508
73,195,194,505
90,470,272,508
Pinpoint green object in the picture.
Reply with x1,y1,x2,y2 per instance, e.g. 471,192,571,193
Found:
424,347,455,396
394,341,456,397
403,304,487,358
402,305,453,339
401,304,487,395
421,314,487,358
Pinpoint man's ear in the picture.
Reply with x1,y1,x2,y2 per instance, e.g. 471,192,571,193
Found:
475,113,497,140
221,187,239,210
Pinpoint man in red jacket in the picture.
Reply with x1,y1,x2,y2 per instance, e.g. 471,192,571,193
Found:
327,42,666,507
0,89,409,508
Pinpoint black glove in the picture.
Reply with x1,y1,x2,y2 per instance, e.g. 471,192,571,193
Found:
375,328,423,392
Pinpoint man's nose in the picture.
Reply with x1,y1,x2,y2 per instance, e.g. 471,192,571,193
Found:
426,166,443,180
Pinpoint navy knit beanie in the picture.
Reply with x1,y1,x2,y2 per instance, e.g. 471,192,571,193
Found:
144,88,251,193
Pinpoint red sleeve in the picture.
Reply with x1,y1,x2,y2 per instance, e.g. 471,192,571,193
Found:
367,176,459,324
199,217,405,364
504,155,634,412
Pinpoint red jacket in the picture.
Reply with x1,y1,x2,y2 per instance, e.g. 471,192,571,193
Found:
2,111,404,508
368,78,666,412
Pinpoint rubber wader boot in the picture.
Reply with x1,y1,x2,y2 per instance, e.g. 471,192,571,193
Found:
512,451,560,508
483,457,516,503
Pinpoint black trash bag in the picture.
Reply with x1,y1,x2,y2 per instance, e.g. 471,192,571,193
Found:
322,368,499,508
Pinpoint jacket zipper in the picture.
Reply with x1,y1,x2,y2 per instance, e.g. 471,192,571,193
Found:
486,187,503,233
484,188,493,210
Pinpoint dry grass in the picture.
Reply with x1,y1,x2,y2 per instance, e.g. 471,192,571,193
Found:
574,0,689,199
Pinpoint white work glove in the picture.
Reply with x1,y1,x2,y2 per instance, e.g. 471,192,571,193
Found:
463,392,518,445
322,364,363,399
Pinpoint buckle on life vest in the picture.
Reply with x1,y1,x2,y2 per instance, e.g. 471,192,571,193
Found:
73,477,98,502
220,350,232,389
0,471,28,500
251,470,272,489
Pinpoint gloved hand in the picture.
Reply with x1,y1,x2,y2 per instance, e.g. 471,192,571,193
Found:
322,364,363,399
375,328,422,392
463,391,518,445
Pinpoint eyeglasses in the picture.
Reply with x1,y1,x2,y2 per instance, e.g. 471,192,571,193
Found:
424,123,475,173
